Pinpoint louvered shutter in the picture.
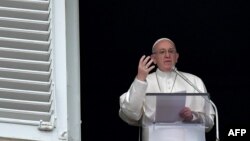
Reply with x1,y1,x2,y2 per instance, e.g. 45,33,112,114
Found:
0,0,54,126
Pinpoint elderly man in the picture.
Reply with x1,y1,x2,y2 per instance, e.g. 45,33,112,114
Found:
119,38,214,141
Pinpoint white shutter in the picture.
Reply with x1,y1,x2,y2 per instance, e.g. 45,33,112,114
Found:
0,0,54,127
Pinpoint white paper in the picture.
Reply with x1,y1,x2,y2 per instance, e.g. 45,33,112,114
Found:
155,95,186,123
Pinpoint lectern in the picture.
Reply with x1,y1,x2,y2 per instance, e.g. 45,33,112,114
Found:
142,93,211,141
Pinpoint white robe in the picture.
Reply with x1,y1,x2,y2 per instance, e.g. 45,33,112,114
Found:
119,69,214,141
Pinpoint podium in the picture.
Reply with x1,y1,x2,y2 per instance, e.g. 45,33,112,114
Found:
142,93,211,141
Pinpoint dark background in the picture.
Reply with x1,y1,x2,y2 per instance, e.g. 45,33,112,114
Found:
81,0,250,140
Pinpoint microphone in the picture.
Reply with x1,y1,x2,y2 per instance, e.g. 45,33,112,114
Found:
172,67,220,141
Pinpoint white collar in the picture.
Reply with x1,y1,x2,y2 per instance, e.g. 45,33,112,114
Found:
156,68,175,79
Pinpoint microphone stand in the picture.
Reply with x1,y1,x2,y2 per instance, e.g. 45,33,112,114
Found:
173,67,220,141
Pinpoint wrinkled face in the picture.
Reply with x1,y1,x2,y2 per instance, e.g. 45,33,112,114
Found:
151,40,179,72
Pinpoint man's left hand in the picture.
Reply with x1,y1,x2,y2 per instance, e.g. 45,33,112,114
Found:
179,107,193,121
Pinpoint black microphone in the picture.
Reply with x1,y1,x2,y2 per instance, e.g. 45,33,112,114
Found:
172,67,220,141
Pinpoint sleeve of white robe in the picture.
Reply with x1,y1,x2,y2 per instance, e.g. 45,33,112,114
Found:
192,110,215,132
119,78,147,125
190,76,215,132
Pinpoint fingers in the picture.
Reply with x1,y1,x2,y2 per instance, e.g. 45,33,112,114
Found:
139,55,146,65
180,107,193,121
147,65,155,72
142,56,151,67
180,107,191,116
139,55,154,69
136,55,155,81
145,59,154,69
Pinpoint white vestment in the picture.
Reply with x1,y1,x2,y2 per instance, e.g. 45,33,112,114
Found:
119,69,214,141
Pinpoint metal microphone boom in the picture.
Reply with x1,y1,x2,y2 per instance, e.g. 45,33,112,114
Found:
172,67,220,141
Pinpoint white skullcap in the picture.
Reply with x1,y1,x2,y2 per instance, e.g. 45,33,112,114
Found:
152,38,176,52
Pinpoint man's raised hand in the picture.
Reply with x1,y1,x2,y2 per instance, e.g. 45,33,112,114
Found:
136,55,155,81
